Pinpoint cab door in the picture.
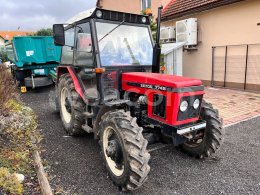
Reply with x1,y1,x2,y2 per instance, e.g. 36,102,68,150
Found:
74,22,98,100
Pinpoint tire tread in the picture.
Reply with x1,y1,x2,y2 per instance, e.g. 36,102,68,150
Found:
100,110,150,191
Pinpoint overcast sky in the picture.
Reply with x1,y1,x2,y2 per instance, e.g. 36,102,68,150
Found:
0,0,96,31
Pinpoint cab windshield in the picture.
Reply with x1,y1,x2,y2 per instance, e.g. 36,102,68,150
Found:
96,22,153,66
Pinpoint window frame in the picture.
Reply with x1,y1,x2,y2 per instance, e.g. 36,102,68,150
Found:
74,22,95,67
94,19,154,68
60,26,76,65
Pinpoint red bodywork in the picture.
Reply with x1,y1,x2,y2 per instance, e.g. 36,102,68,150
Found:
122,72,204,126
57,67,204,127
57,66,84,98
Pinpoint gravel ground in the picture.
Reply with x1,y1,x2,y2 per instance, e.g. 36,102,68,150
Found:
21,86,260,195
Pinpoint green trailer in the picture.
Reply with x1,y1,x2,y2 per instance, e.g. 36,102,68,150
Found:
6,36,61,88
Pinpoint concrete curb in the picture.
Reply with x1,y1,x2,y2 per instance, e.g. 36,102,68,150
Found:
34,150,53,195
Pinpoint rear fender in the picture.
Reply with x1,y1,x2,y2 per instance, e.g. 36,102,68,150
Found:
56,66,84,99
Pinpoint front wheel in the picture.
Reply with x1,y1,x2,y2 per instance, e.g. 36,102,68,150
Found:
100,110,150,191
180,100,224,158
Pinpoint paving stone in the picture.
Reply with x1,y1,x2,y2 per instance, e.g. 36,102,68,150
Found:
204,88,260,126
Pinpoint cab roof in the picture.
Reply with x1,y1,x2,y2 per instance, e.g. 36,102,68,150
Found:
66,8,95,24
66,7,150,25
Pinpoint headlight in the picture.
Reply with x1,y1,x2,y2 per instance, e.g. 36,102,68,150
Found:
180,100,188,112
141,17,147,23
193,99,200,109
96,10,103,18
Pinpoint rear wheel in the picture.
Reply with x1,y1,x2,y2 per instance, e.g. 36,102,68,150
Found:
100,110,150,191
180,100,224,158
58,74,85,136
14,70,26,86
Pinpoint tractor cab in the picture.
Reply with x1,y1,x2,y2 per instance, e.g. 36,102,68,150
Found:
53,8,154,101
53,7,224,191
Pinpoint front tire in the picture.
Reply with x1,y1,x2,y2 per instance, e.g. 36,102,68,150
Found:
100,110,150,191
180,100,224,158
58,74,85,136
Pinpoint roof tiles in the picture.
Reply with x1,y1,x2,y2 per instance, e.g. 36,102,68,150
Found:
162,0,245,21
0,31,33,41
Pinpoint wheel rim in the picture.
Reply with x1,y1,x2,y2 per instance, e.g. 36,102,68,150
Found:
184,130,205,147
103,126,124,177
61,87,71,124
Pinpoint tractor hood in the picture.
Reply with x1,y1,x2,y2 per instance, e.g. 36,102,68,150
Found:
122,72,203,91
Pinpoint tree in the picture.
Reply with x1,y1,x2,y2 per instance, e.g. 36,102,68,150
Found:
0,47,8,63
33,28,53,36
150,19,157,41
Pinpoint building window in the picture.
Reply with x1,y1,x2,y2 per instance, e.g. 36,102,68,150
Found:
141,0,151,11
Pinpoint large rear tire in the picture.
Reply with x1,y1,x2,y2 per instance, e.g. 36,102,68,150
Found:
100,110,150,191
58,74,85,136
14,70,26,86
180,100,224,158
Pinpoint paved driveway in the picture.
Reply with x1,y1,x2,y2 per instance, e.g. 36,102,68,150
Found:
20,87,260,195
204,87,260,126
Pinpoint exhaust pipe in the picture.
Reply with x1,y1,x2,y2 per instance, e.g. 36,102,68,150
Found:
152,6,163,73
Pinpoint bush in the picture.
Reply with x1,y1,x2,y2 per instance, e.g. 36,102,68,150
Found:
0,47,8,63
0,66,17,116
0,100,40,194
0,167,23,195
33,28,53,36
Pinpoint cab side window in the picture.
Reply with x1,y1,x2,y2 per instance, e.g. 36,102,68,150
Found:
60,27,75,64
75,22,94,66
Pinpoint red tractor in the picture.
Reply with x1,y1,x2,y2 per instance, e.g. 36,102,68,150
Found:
53,7,224,191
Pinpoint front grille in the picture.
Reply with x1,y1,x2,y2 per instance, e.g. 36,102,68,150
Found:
178,95,203,121
153,94,166,118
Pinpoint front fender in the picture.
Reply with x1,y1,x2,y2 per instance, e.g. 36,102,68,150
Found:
56,66,84,99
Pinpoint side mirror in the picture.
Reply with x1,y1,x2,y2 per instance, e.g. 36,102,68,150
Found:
53,24,65,46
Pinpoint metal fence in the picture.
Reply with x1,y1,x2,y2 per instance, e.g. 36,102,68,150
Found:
211,43,260,91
